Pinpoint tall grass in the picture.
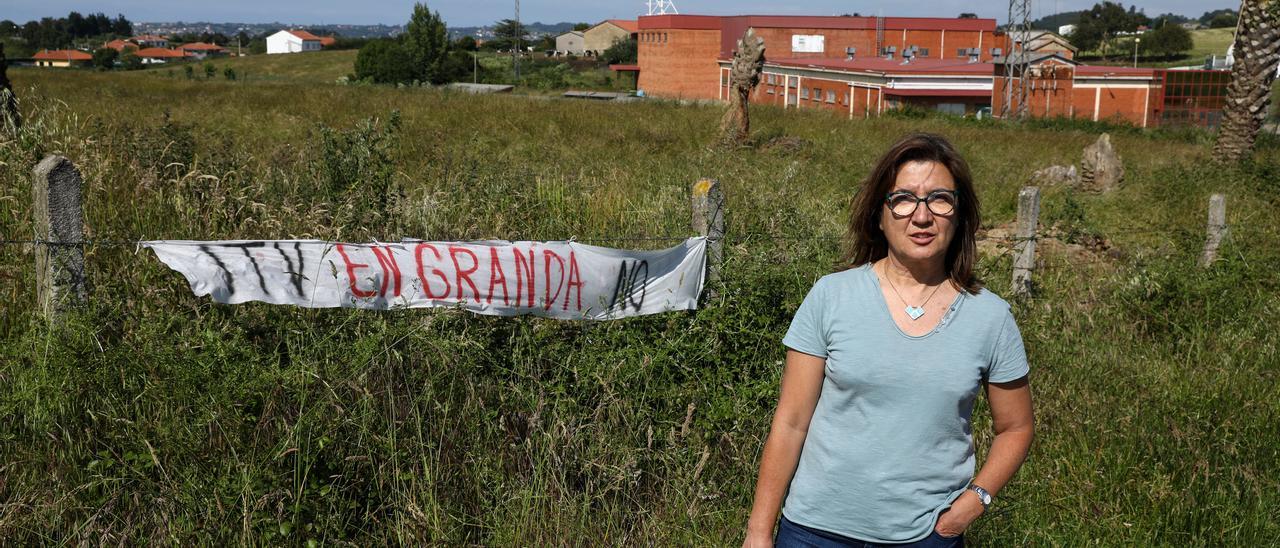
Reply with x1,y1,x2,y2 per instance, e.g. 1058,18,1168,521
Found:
0,65,1277,544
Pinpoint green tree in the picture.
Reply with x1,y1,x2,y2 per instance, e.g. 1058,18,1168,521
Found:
223,67,236,81
1073,2,1147,57
489,19,528,51
203,62,216,79
454,35,478,51
404,2,451,83
91,47,117,70
183,64,194,79
120,52,142,70
601,38,637,64
1144,22,1193,58
354,39,416,84
573,22,591,31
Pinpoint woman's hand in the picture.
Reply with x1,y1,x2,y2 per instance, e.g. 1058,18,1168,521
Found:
741,530,773,548
933,490,985,538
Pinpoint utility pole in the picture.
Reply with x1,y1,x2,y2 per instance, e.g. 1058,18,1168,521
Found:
513,0,521,80
1133,37,1140,68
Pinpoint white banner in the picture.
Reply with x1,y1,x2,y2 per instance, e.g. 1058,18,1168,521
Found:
144,238,706,320
791,34,825,53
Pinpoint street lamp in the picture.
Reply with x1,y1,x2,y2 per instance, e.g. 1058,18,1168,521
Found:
1133,37,1140,68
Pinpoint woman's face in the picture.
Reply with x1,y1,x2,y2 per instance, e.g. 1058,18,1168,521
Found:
878,160,958,265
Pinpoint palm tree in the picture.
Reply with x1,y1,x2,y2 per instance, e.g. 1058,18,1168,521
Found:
1212,0,1280,163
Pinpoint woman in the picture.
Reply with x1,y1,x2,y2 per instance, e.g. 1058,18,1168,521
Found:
743,133,1034,547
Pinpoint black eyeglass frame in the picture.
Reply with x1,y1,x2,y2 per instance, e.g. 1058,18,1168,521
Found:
883,189,959,217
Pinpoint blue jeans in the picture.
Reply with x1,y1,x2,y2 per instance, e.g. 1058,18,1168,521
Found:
775,515,964,548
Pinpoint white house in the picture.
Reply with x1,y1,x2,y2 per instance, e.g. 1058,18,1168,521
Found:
266,30,323,54
555,31,585,56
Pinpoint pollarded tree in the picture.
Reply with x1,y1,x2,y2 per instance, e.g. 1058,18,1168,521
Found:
1213,0,1280,163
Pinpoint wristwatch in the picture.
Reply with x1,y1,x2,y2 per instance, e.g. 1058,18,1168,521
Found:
968,484,992,510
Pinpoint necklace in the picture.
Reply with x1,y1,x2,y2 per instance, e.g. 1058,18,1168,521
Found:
880,262,945,321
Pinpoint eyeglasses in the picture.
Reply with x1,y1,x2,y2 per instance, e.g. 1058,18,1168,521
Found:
884,190,958,217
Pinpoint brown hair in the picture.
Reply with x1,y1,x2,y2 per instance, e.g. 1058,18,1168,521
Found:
836,132,983,294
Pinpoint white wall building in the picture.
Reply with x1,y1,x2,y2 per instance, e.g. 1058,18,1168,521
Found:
266,30,322,54
555,31,585,55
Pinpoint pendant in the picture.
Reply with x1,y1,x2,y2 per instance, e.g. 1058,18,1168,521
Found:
905,306,925,320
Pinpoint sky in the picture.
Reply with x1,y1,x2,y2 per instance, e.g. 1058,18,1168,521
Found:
5,0,1240,28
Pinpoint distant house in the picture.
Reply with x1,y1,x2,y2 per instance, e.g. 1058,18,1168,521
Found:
319,36,337,48
1058,24,1076,36
267,30,323,54
555,31,585,55
1005,30,1077,59
131,35,169,48
134,47,192,64
177,42,229,60
33,49,93,68
584,20,637,56
103,39,139,53
1180,22,1205,30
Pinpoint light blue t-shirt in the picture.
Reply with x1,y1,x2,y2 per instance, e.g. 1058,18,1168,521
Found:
780,264,1030,544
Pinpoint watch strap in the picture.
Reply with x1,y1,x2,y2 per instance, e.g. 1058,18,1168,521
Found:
969,484,992,509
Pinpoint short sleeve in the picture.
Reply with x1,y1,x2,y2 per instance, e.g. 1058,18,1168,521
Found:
987,311,1030,383
782,277,830,358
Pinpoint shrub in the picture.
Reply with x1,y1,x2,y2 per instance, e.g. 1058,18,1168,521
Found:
354,39,416,84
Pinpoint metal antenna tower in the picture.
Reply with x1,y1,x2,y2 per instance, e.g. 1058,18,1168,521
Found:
513,0,521,79
646,0,679,15
1002,0,1032,119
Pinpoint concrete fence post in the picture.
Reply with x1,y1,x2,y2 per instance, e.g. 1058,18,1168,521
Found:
1199,194,1227,268
33,155,87,320
692,178,725,300
1011,186,1040,298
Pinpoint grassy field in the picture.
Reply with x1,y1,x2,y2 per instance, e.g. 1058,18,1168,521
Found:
124,49,633,92
0,60,1278,544
1084,27,1235,68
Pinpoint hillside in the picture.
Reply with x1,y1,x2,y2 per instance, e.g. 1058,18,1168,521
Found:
0,64,1277,544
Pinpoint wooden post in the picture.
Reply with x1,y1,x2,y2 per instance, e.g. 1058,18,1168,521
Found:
692,178,725,300
33,155,87,320
1011,186,1040,298
1199,194,1227,268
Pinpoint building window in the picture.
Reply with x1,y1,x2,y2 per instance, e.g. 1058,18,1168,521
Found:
843,93,850,104
767,88,775,94
919,48,930,57
663,33,668,43
957,48,967,57
813,87,821,100
827,90,836,103
800,87,809,99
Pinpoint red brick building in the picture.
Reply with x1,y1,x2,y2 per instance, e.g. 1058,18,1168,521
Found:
639,14,1227,128
639,15,1007,100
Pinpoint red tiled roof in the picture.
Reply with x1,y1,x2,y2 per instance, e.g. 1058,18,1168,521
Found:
135,47,191,58
104,39,138,52
131,34,168,42
319,36,337,46
177,42,226,51
33,49,93,61
605,19,639,33
288,30,323,41
609,64,640,71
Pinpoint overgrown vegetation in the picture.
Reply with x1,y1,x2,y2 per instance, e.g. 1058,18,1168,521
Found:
0,62,1277,544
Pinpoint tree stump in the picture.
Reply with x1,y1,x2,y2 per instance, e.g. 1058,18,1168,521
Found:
719,29,765,148
1081,133,1123,192
0,43,20,132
